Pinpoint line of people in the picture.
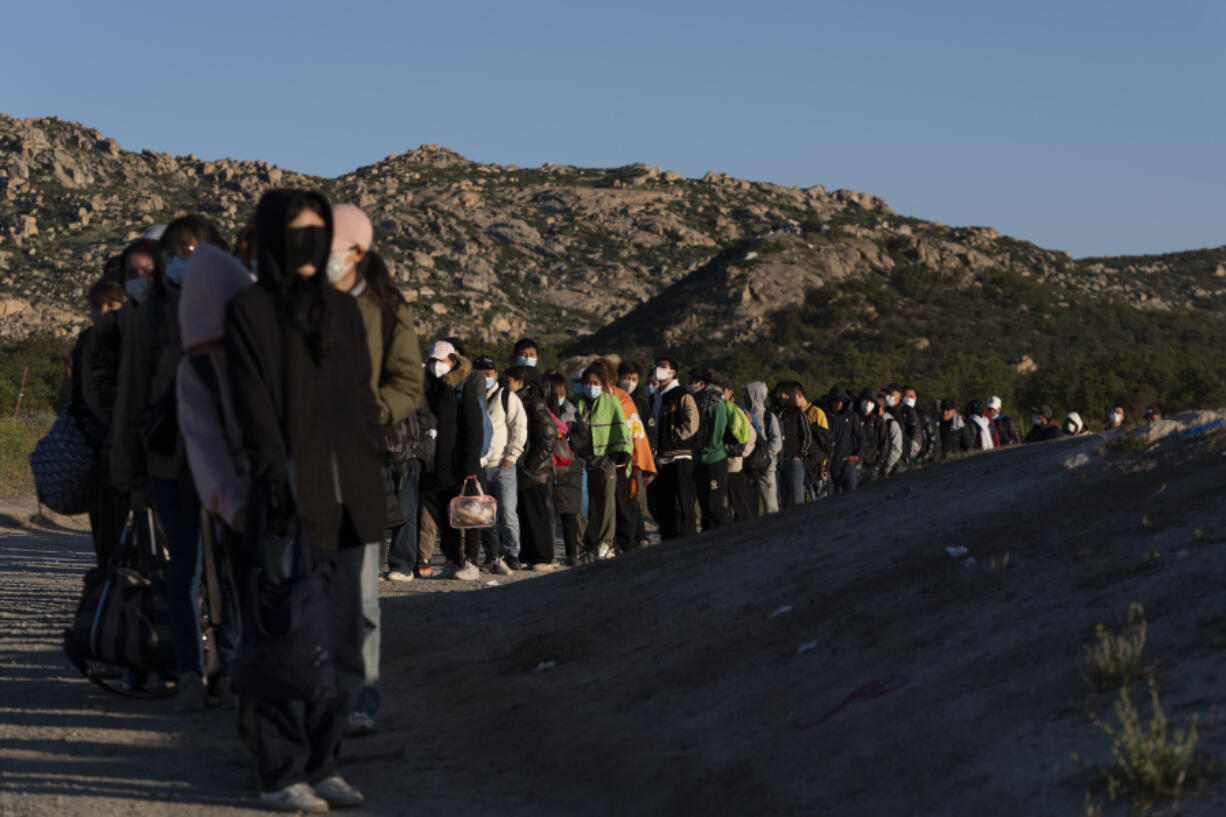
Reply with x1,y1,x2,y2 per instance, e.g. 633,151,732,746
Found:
54,188,1137,813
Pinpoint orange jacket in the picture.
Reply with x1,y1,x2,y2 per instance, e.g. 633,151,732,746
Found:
611,385,656,493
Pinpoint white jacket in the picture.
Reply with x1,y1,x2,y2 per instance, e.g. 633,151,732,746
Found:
485,383,527,466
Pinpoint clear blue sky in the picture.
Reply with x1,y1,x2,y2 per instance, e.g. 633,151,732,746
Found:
5,0,1222,258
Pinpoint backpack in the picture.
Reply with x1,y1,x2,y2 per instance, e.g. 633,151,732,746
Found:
723,402,751,458
458,380,494,462
797,408,832,470
692,388,724,456
741,411,773,481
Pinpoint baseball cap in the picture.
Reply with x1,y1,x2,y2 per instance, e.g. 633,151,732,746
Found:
427,340,456,361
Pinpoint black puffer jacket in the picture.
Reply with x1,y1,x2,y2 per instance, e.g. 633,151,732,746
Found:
225,189,384,549
825,385,866,473
516,380,557,486
422,355,484,492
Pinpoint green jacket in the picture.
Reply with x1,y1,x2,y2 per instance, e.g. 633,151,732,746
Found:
579,392,633,471
354,286,423,426
697,391,729,465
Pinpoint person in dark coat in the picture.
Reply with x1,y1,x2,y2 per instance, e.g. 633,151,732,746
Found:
938,399,976,456
1025,404,1064,443
825,384,865,493
224,189,381,812
418,340,486,580
506,366,558,569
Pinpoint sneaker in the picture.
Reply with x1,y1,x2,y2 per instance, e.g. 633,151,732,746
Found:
454,561,480,581
259,782,328,813
491,557,512,576
530,562,556,572
344,710,377,737
416,565,436,578
314,776,365,808
384,570,414,583
175,671,208,712
597,543,616,560
504,554,523,571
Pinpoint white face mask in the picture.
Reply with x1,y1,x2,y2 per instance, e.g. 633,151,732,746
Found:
585,384,602,400
654,366,672,383
429,360,452,378
885,394,899,408
326,250,353,284
618,379,636,393
124,277,147,302
484,377,497,391
860,401,875,414
1111,411,1123,425
516,355,537,368
903,397,916,408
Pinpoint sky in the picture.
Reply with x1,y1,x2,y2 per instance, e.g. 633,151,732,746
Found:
3,0,1222,258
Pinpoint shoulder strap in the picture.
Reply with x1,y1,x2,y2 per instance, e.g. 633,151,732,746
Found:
501,386,510,415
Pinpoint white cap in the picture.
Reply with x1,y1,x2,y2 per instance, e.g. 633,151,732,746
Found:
986,396,1002,411
427,340,457,361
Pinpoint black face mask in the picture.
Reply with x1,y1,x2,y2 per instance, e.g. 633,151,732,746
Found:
286,226,329,275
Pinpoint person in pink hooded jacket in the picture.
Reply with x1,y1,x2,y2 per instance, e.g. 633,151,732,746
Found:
175,243,255,708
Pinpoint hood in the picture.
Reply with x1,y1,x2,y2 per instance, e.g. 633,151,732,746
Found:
1064,411,1084,434
179,244,255,348
828,384,852,410
743,381,768,414
438,355,473,389
253,189,333,294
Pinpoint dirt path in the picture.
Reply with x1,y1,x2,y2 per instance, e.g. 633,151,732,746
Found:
6,415,1226,816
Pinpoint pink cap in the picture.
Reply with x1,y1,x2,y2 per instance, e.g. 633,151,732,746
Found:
331,203,373,252
428,340,457,361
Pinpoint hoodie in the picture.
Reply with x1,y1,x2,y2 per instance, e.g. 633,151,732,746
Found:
826,384,866,471
743,382,783,465
225,189,384,548
176,245,254,529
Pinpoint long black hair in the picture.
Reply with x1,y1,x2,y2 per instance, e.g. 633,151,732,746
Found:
357,248,407,325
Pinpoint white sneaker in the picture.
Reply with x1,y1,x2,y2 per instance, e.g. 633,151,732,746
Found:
454,561,480,581
384,570,414,582
344,710,377,737
597,543,616,560
259,782,328,813
314,776,365,808
491,557,512,576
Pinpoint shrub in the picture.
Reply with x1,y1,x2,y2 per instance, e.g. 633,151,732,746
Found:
1085,603,1150,692
1090,678,1199,807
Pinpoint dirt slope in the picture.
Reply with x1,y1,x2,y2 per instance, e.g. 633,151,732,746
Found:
4,413,1226,816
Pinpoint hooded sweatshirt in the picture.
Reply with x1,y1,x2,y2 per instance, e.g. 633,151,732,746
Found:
743,382,782,465
225,189,384,548
826,384,866,471
176,245,255,529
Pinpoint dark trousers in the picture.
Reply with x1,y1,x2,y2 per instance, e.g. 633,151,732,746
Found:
386,459,422,572
518,480,554,565
728,470,756,523
421,483,482,566
832,463,859,494
695,459,731,531
239,545,352,793
88,462,128,566
560,513,581,560
648,459,698,540
614,467,641,552
147,474,203,677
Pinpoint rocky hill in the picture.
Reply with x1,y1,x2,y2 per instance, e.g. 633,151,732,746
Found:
3,113,1223,347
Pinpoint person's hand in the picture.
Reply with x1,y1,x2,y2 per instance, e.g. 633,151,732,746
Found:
500,459,515,470
792,456,801,461
821,468,830,480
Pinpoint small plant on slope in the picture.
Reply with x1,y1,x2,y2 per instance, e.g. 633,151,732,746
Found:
1085,602,1149,692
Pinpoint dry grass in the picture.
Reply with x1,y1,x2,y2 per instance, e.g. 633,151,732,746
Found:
1084,602,1150,692
0,412,53,497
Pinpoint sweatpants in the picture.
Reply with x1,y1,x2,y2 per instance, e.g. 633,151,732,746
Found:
727,469,756,523
758,464,780,515
335,542,380,719
614,467,641,552
695,459,731,531
518,480,554,565
238,545,353,793
582,458,617,553
648,458,698,540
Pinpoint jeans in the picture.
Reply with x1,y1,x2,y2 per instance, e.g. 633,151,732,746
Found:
779,458,806,509
832,463,859,494
386,459,422,573
481,465,520,560
147,475,203,677
335,542,381,718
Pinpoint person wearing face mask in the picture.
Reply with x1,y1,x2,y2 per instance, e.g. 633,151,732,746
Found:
872,391,904,478
965,399,996,451
825,385,866,493
647,356,700,539
856,387,885,481
110,215,229,710
511,337,549,397
597,358,655,553
225,189,382,812
324,204,422,739
544,372,584,564
1024,404,1064,443
617,359,654,547
884,383,923,466
417,341,487,581
1108,405,1127,429
574,364,632,559
473,356,527,573
985,396,1021,446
